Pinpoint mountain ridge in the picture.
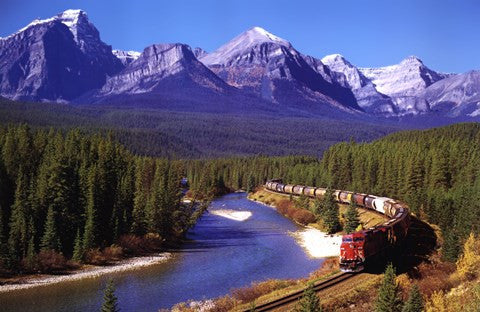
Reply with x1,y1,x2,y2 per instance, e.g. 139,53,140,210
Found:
0,9,479,122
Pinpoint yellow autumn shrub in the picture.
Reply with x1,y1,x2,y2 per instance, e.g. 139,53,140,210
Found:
456,233,480,281
425,290,447,312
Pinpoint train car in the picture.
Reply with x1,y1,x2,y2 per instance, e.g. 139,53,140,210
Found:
276,183,285,193
383,200,397,217
303,187,316,197
293,185,305,195
284,184,295,194
265,181,272,189
339,191,354,204
333,190,341,201
353,193,367,206
315,188,326,199
373,197,391,214
364,196,376,210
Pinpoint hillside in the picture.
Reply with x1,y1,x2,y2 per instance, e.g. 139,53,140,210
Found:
0,97,400,158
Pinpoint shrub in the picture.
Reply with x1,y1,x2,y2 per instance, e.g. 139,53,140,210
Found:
36,249,67,273
293,209,316,225
209,296,236,312
117,234,162,255
85,248,108,265
456,232,480,281
309,257,339,279
277,199,291,215
103,245,124,261
231,279,297,303
415,261,456,296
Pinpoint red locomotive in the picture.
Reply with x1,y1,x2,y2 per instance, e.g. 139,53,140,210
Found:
265,180,410,272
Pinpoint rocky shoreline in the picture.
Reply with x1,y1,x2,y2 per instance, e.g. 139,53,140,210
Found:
0,252,171,293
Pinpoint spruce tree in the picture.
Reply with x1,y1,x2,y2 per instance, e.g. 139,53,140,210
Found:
83,167,99,252
401,284,423,312
441,229,460,262
312,199,322,218
72,229,84,262
24,237,36,271
40,206,61,252
8,170,30,262
0,207,8,268
101,279,120,312
322,188,340,234
131,159,147,235
375,263,402,312
296,282,322,312
344,200,360,234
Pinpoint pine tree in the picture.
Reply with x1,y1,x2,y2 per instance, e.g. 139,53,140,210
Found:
441,229,460,262
40,206,61,252
72,229,84,262
312,199,322,218
322,188,340,234
344,200,360,234
83,166,99,252
8,170,30,262
131,159,147,235
246,174,255,193
24,237,37,271
375,263,403,312
0,207,8,268
145,161,165,234
402,284,423,312
296,282,322,312
101,279,120,312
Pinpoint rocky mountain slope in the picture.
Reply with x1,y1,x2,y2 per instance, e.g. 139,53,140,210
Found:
0,9,122,102
0,9,479,121
422,70,480,117
200,27,361,114
321,54,396,115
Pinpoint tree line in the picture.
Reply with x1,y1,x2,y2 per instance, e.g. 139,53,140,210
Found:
0,125,191,273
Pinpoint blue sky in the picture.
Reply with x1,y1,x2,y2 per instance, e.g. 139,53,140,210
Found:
1,0,479,73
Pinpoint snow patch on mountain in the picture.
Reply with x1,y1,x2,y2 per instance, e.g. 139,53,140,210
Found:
321,54,397,115
113,50,141,66
359,56,445,97
1,9,86,41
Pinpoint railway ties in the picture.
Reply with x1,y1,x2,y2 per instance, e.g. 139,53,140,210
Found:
241,272,355,312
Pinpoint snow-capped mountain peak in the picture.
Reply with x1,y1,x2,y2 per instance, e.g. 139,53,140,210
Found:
321,53,367,89
246,26,290,46
2,9,87,41
200,26,291,66
57,9,86,28
321,53,348,64
359,56,445,97
400,55,423,65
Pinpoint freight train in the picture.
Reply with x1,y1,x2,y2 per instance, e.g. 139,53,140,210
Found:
265,180,410,272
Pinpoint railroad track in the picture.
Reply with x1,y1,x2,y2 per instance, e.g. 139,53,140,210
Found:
242,272,355,312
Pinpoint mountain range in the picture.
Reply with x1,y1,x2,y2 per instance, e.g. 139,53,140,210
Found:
1,9,479,120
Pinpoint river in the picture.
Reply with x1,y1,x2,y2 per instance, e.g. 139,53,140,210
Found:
0,192,324,311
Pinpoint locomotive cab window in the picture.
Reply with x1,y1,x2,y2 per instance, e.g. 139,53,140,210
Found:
342,237,353,242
